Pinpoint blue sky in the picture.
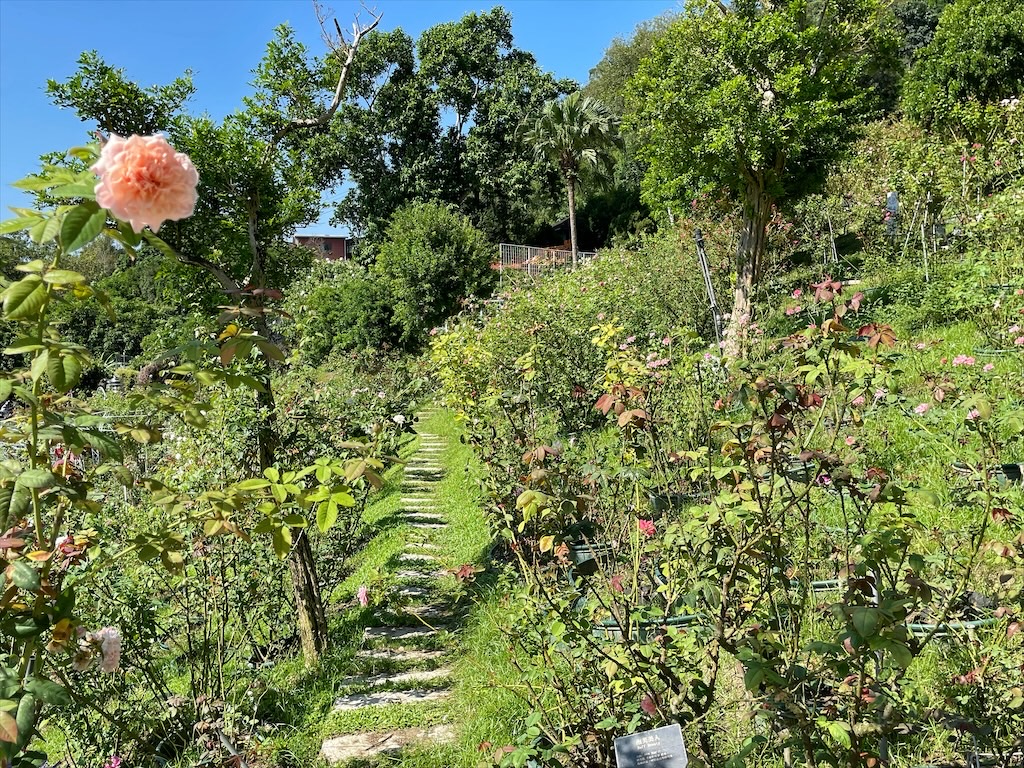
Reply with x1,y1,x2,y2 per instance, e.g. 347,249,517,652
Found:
0,0,676,235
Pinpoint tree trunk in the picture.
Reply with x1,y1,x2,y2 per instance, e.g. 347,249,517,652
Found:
287,529,329,662
566,175,579,269
253,325,328,664
723,180,772,358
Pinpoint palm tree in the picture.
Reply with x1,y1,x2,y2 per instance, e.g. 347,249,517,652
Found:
523,92,623,268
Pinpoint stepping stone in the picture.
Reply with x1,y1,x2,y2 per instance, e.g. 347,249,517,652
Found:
396,585,435,600
404,604,453,622
396,568,447,580
356,647,446,662
344,665,454,689
320,724,456,764
406,542,440,550
403,515,445,525
398,553,440,566
332,688,451,711
408,523,446,530
364,626,438,642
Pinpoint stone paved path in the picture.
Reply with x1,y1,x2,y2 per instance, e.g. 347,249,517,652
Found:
320,410,460,765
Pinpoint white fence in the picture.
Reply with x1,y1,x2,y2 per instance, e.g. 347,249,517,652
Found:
497,243,597,277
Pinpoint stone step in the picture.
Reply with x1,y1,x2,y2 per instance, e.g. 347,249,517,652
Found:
356,647,446,663
332,687,451,711
403,516,446,527
398,552,440,564
402,604,453,622
320,725,456,764
408,522,446,530
364,625,438,642
396,568,448,580
396,584,435,600
344,665,453,689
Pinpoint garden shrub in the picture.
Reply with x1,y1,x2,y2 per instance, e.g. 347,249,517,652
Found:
374,201,496,348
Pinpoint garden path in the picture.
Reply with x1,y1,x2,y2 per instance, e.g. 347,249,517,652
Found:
319,410,462,764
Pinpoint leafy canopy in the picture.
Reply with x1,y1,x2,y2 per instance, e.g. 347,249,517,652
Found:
626,0,884,212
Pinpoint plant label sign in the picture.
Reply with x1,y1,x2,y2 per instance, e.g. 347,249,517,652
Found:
614,723,688,768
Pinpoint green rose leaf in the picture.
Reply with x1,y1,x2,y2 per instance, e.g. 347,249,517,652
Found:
0,215,41,236
10,561,40,592
47,352,83,393
2,276,46,320
59,200,106,253
42,270,87,286
28,216,62,245
15,469,56,490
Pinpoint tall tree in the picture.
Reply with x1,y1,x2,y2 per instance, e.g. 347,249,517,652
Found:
523,92,622,267
333,8,574,245
627,0,885,356
901,0,1024,133
45,8,382,663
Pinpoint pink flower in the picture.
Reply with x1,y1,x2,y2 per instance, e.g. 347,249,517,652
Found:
640,693,658,715
785,305,802,316
637,519,656,538
844,435,856,446
915,342,926,350
1009,325,1020,334
792,289,802,299
92,134,199,233
713,398,724,411
851,395,865,407
1015,289,1023,296
1015,336,1024,346
357,585,369,607
596,312,605,321
873,388,887,401
914,403,931,414
104,757,123,768
952,355,975,366
661,336,671,346
967,409,980,421
983,363,994,372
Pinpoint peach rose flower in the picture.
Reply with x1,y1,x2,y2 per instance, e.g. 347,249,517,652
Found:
92,134,199,233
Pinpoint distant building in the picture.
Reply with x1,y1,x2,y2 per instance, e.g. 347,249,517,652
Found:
293,234,354,261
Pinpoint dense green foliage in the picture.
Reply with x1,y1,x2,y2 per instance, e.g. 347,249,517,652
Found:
902,0,1024,131
375,202,495,347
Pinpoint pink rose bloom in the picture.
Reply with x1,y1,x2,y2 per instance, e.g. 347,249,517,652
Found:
952,355,975,366
1015,289,1023,296
914,403,931,414
966,409,980,421
785,305,802,316
915,342,926,350
637,519,656,538
844,435,856,446
983,363,994,372
851,395,865,407
104,757,123,768
1015,336,1024,346
661,336,671,346
1009,325,1020,334
357,585,369,607
873,388,887,401
92,134,198,233
792,289,802,299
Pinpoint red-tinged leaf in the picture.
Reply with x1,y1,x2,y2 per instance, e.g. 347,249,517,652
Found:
1008,621,1020,639
0,709,17,743
595,393,614,415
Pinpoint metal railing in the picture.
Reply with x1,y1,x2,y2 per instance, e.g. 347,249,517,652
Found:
497,243,597,277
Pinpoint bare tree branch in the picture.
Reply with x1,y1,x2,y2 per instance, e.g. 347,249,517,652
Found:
265,5,381,159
